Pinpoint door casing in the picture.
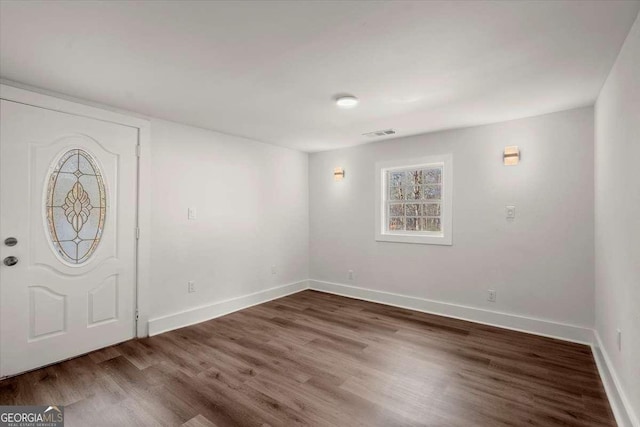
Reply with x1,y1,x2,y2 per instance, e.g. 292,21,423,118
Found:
0,83,152,374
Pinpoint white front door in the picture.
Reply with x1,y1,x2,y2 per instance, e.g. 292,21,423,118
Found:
0,100,138,377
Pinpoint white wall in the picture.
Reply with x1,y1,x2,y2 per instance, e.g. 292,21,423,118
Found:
309,107,595,330
595,12,640,426
150,119,309,321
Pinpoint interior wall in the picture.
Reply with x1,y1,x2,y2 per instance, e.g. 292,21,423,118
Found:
594,12,640,425
150,119,309,320
309,107,595,329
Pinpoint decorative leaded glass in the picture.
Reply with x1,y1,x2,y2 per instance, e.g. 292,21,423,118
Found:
46,149,106,265
386,166,442,233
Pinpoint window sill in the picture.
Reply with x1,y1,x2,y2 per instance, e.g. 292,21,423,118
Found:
375,232,452,246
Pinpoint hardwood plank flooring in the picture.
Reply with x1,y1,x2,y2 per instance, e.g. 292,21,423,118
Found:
0,290,615,426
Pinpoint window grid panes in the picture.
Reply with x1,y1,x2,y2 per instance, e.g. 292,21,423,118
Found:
386,166,442,233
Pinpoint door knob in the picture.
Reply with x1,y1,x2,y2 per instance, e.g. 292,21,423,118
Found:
4,237,17,247
3,256,18,267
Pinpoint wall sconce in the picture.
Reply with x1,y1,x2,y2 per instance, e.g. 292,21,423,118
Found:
503,146,520,166
334,167,345,181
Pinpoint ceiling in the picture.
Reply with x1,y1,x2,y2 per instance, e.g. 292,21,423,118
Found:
1,1,639,152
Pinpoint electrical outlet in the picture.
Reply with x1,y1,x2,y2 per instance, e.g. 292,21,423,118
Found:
506,205,516,220
617,329,622,351
488,290,497,302
188,281,196,293
348,270,354,280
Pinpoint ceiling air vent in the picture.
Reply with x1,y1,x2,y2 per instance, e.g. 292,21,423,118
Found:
362,129,396,138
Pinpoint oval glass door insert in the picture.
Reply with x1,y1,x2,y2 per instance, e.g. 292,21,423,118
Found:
45,148,107,265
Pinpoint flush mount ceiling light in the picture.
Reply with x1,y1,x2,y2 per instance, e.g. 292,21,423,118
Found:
335,95,359,108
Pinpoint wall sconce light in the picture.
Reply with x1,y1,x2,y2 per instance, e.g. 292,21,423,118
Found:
503,146,520,166
334,167,345,181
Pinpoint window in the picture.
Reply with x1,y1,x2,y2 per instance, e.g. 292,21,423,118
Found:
375,154,452,245
45,148,107,265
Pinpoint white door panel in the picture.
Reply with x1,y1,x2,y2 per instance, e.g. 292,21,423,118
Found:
0,100,137,377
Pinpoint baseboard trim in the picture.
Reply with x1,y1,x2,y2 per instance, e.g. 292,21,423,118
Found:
148,280,309,336
148,280,594,344
148,278,632,424
592,331,639,427
309,280,594,345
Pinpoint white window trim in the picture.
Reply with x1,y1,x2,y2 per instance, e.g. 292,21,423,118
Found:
375,154,453,245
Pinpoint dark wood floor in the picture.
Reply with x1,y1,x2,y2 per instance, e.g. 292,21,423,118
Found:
0,290,615,426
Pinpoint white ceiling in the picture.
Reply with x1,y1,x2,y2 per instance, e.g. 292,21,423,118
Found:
1,1,639,152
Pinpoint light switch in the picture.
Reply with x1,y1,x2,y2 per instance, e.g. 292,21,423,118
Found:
506,205,516,220
188,207,197,220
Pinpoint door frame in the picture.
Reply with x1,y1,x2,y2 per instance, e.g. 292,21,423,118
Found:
0,82,151,342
